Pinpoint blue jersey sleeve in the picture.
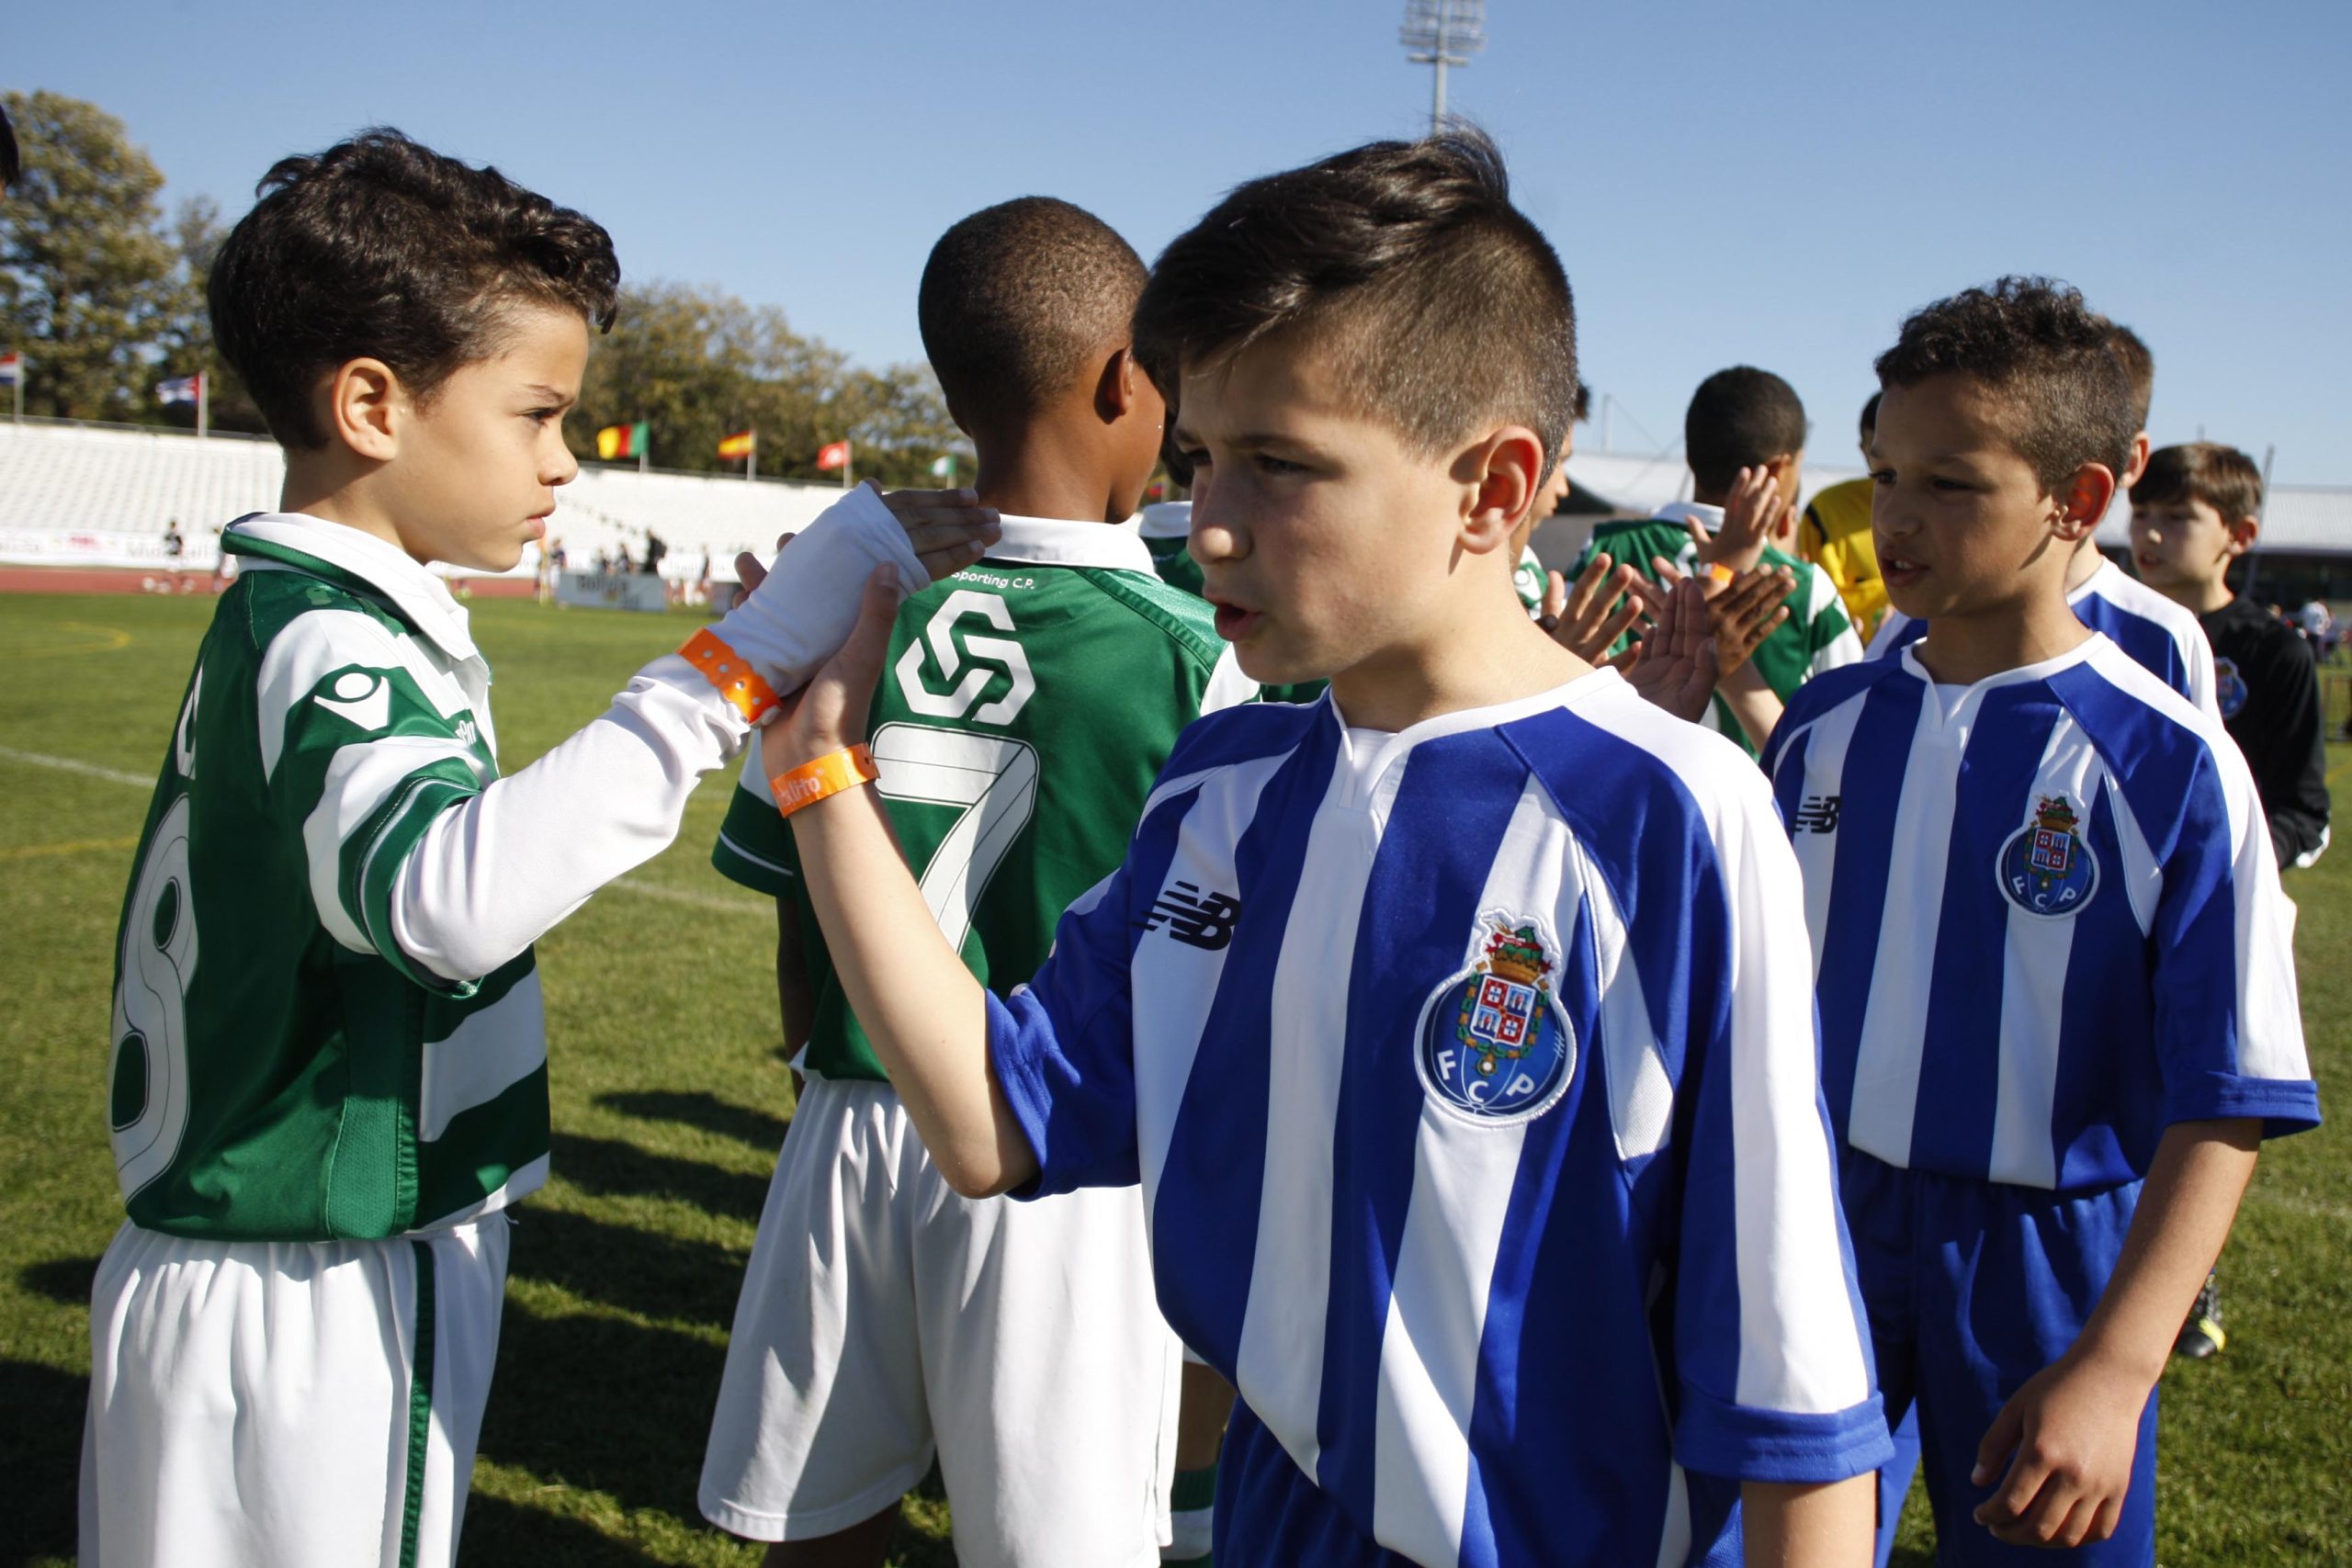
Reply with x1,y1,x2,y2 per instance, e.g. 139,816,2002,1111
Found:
2148,747,2320,1136
987,859,1146,1195
1666,773,1894,1484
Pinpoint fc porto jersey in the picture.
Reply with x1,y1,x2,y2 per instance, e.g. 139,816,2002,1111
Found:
1762,636,2318,1190
989,677,1890,1567
1868,558,2220,718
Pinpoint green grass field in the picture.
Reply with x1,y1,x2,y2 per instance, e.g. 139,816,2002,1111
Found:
4,592,2346,1566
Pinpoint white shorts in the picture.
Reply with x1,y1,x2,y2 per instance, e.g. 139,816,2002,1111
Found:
80,1213,508,1568
700,1075,1180,1568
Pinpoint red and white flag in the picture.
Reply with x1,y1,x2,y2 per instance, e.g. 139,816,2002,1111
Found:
816,439,852,471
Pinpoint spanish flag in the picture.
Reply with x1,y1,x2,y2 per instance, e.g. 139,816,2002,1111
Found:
596,420,649,460
718,430,755,459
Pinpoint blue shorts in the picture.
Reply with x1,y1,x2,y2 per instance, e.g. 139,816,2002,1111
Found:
1841,1149,2156,1567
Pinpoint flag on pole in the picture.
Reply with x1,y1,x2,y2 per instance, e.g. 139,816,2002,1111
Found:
0,352,21,386
596,420,649,460
816,439,852,471
158,373,204,406
718,431,755,459
929,453,956,480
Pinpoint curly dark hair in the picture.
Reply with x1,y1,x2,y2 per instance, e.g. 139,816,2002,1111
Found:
919,197,1147,433
209,129,619,449
1133,127,1577,479
1875,276,2135,494
2132,442,2261,524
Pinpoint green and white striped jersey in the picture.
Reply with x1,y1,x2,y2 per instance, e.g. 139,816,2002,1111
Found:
108,515,548,1240
713,515,1256,1082
1513,545,1548,615
1578,502,1862,754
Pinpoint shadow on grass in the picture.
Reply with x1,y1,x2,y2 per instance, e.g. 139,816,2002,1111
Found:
458,1489,682,1567
3,1358,86,1565
476,1298,727,1524
506,1205,746,1333
596,1089,789,1154
17,1255,99,1306
548,1133,770,1224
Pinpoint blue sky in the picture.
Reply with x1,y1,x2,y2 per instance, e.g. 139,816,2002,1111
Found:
18,1,2352,481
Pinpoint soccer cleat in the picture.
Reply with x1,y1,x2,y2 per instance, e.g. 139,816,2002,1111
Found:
2174,1273,2225,1359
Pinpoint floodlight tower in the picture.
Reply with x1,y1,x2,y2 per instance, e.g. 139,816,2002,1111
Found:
1400,0,1487,134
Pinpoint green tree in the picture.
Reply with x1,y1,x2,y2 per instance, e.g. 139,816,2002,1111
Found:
0,91,179,420
153,194,268,436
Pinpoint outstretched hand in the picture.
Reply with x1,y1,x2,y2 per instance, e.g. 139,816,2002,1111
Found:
1686,465,1787,576
1621,578,1722,723
761,565,907,776
1707,566,1795,678
874,483,1002,581
1541,551,1650,663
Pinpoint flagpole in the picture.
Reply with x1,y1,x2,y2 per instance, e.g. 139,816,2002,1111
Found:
197,372,209,441
10,359,18,425
843,439,853,489
747,430,756,483
639,422,649,476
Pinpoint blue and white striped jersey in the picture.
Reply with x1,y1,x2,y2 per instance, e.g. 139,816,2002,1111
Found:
1868,558,2220,719
988,675,1891,1567
1762,636,2318,1190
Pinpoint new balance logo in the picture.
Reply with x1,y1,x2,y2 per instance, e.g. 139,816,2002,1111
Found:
1143,881,1241,951
1793,795,1842,834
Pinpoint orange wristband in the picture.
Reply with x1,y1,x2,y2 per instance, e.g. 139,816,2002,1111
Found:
679,628,783,726
772,744,877,818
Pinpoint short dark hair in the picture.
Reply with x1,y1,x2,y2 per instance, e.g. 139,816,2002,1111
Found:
1859,391,1882,437
1683,367,1806,493
1134,128,1577,478
2103,321,2154,430
209,129,619,449
1874,276,2135,495
2132,442,2261,524
918,197,1147,430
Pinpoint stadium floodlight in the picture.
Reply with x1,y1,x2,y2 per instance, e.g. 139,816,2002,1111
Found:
1400,0,1487,134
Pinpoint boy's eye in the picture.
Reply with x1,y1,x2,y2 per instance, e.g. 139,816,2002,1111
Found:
1869,468,1894,486
1253,454,1305,477
1181,446,1212,469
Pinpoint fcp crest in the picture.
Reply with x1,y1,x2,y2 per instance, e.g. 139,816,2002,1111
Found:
1416,914,1575,1123
1998,793,2099,918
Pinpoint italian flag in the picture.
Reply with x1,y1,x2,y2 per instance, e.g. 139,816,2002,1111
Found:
596,420,649,460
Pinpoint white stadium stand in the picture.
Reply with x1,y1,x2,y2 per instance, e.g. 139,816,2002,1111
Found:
0,421,860,583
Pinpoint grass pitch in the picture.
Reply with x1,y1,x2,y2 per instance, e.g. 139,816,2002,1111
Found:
3,592,2346,1566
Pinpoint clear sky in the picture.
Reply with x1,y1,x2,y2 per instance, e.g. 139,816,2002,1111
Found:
17,0,2352,481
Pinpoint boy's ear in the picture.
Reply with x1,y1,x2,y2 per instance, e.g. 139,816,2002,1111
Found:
1094,345,1145,423
2226,514,2260,558
1456,424,1547,555
324,357,403,462
2050,462,2117,542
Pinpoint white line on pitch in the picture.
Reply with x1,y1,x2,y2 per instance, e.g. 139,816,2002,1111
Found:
0,744,153,788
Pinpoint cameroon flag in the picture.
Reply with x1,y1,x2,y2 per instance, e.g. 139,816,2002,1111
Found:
596,420,649,460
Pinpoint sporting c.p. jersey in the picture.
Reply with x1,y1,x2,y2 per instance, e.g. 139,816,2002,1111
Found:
1761,637,2318,1191
1579,502,1862,754
988,678,1891,1567
1868,557,2221,719
713,515,1256,1082
107,514,548,1240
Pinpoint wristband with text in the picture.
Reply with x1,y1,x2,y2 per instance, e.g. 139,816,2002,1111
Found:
773,744,878,818
678,627,783,726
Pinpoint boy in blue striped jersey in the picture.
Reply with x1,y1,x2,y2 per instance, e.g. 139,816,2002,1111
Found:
749,130,1890,1567
1762,277,2319,1563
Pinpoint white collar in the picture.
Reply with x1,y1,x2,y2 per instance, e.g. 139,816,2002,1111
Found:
1138,501,1193,540
985,513,1157,572
1651,499,1724,532
224,513,481,662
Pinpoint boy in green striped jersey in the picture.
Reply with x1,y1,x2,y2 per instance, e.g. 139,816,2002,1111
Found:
1577,366,1861,751
83,131,995,1568
699,198,1252,1568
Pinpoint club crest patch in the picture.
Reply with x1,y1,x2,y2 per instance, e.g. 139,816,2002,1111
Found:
2214,657,2247,718
1998,794,2099,917
1415,913,1576,1123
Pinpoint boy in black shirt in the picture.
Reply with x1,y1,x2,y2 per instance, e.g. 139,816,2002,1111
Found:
2131,442,2330,869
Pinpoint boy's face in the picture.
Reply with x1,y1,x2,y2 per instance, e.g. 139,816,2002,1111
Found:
379,302,588,571
2131,495,2246,592
1175,331,1510,687
1869,374,2092,623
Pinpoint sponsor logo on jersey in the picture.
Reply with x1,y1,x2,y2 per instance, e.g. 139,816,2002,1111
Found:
1794,794,1842,834
895,590,1036,726
2215,657,2247,718
1998,793,2099,917
1143,880,1241,950
313,668,391,732
1416,912,1575,1123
